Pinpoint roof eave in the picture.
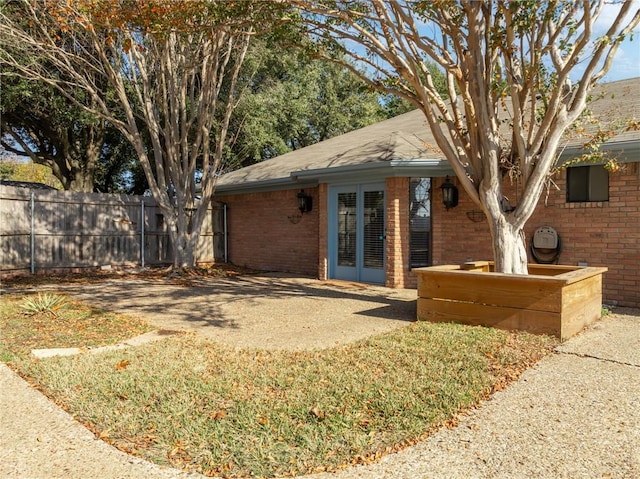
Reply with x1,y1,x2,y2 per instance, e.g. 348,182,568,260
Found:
215,177,318,195
291,158,453,182
215,136,640,196
557,138,640,164
215,158,454,195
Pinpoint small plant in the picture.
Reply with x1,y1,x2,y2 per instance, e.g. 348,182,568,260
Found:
21,293,67,317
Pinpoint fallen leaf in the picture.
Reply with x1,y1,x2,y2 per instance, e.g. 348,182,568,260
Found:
210,410,227,420
310,406,325,419
115,360,130,371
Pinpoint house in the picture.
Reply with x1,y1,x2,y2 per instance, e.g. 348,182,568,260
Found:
214,78,640,308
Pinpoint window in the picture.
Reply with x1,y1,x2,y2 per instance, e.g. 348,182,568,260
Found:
566,165,609,202
409,178,431,268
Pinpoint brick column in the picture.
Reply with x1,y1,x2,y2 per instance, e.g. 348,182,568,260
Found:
385,177,411,288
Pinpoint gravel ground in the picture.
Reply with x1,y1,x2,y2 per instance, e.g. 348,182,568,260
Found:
1,274,638,479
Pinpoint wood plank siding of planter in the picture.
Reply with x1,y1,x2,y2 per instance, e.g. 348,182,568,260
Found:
415,262,608,340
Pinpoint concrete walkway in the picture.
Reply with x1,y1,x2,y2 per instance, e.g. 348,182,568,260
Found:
25,274,419,351
1,309,638,479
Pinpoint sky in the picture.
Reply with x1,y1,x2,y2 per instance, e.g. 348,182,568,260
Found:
602,41,640,81
583,1,640,82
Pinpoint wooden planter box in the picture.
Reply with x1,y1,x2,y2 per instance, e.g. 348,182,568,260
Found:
414,261,607,341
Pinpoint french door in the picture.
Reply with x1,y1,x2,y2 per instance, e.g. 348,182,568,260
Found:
329,184,385,284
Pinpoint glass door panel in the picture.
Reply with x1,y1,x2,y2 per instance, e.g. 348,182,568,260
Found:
360,187,385,283
363,191,384,269
337,192,356,267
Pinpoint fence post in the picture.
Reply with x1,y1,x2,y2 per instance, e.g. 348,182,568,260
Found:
30,191,35,274
140,199,145,268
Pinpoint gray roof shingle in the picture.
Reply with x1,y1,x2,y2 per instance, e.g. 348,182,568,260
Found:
217,77,639,191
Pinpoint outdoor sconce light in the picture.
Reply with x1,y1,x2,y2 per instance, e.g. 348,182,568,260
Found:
441,176,459,209
297,189,313,214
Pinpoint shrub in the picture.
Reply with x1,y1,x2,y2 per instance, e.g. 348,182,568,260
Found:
21,293,67,317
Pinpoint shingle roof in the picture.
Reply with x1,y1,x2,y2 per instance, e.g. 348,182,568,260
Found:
217,108,439,190
563,77,640,150
0,180,57,190
217,77,639,191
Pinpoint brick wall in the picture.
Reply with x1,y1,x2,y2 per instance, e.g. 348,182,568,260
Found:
432,164,640,308
215,164,638,309
431,177,494,265
214,188,319,276
385,177,413,288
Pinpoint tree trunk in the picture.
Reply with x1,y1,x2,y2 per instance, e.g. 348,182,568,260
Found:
487,217,528,274
165,214,193,269
67,166,95,192
480,184,529,275
172,231,197,269
164,203,209,270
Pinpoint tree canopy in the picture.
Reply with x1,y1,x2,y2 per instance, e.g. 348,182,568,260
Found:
226,42,407,170
0,70,141,192
0,0,286,267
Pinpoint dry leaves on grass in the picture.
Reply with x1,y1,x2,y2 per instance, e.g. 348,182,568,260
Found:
14,325,559,479
1,264,256,289
0,294,153,359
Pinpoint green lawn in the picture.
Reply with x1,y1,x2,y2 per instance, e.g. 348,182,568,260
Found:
1,292,557,478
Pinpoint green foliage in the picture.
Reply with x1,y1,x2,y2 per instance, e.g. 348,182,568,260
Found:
0,64,141,192
225,42,393,169
0,158,62,188
0,159,16,179
93,126,148,194
557,109,639,174
20,293,67,316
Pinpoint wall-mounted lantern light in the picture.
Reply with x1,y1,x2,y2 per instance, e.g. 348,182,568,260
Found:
441,176,459,209
297,189,313,214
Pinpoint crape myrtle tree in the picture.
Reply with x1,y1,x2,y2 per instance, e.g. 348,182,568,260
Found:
292,0,639,274
0,0,283,268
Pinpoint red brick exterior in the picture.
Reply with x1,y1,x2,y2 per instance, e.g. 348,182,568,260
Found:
431,164,640,309
430,176,494,266
216,163,638,309
385,177,413,288
214,188,319,276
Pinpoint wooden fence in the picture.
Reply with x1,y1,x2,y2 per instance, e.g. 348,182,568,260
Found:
0,185,225,273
